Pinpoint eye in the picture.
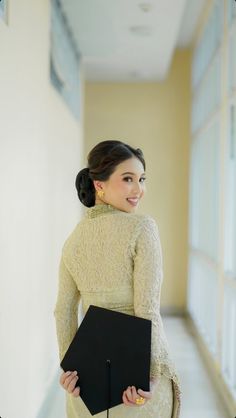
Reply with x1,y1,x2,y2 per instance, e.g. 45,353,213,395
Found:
123,177,146,182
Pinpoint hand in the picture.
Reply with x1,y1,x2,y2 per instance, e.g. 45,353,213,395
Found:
122,379,156,407
59,370,80,397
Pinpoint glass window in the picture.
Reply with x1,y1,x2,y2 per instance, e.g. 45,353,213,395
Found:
190,0,236,401
192,52,221,134
224,103,236,277
228,27,236,92
227,0,236,25
192,0,223,90
50,0,81,120
222,283,236,397
187,254,218,356
189,121,220,261
0,0,7,22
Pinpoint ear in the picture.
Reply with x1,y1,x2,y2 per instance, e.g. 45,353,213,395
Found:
93,180,104,192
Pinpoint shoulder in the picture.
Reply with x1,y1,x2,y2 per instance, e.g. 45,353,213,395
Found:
129,214,161,256
60,222,80,258
131,213,160,234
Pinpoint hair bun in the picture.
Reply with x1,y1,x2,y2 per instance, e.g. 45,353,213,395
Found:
75,168,95,207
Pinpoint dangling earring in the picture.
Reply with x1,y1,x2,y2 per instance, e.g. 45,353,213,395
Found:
97,190,105,198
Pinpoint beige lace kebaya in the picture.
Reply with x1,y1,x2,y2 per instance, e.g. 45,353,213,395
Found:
54,203,181,418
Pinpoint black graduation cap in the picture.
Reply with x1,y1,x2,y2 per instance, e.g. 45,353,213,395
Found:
60,305,151,416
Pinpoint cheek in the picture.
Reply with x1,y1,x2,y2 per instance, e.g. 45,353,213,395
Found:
109,180,129,194
115,180,129,190
119,181,130,192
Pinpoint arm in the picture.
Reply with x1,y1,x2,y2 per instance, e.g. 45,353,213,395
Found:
54,254,81,362
132,216,165,381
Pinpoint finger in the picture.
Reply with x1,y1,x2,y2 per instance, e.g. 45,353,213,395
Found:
63,371,78,389
67,376,79,393
60,371,72,385
72,386,80,397
122,391,130,406
122,391,136,406
125,386,136,404
137,388,152,400
131,386,140,402
61,370,77,384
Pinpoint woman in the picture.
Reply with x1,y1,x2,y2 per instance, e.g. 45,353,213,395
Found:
54,140,181,418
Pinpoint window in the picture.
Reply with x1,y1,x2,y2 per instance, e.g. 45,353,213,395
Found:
228,25,236,92
0,0,7,23
189,0,236,401
222,283,236,397
192,0,223,90
190,122,220,261
227,0,236,25
224,103,236,277
50,0,81,120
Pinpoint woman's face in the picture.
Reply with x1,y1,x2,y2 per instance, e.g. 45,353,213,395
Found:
93,157,146,213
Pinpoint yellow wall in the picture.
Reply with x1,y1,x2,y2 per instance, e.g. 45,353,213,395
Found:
84,50,191,312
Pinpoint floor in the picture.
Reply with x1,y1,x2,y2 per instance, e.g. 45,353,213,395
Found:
163,316,230,418
39,317,231,418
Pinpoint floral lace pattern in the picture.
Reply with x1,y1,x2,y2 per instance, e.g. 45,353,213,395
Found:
54,203,181,418
65,373,173,418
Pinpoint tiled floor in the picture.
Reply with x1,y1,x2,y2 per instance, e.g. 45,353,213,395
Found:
40,317,231,418
163,316,231,418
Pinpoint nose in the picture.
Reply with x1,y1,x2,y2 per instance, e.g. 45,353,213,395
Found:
132,181,143,196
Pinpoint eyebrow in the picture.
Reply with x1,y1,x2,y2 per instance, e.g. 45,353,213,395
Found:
121,172,146,176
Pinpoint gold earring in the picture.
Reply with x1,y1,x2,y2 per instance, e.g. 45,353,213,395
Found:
97,190,105,198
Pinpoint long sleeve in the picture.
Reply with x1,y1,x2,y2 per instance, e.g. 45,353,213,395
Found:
132,216,176,381
54,253,81,363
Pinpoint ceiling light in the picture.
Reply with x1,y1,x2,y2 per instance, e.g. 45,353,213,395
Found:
138,3,152,13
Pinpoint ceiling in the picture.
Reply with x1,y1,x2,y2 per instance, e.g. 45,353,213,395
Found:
60,0,207,82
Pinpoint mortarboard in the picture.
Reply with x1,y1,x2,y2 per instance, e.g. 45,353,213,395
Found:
60,305,151,416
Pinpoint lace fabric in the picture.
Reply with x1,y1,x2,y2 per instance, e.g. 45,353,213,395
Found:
54,203,181,418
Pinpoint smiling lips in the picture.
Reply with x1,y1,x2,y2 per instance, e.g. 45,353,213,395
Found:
127,198,139,206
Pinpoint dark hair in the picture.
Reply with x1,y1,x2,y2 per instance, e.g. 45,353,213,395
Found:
75,140,146,207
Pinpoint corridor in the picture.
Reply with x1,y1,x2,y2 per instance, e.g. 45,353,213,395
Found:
1,1,236,417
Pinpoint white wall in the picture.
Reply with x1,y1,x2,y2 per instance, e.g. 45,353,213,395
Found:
0,1,84,417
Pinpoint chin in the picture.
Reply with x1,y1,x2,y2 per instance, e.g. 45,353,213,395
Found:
126,205,138,213
120,206,135,214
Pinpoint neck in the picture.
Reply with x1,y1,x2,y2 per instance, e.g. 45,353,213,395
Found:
95,197,108,205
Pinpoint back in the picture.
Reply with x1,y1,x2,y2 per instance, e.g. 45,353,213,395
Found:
62,204,151,316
